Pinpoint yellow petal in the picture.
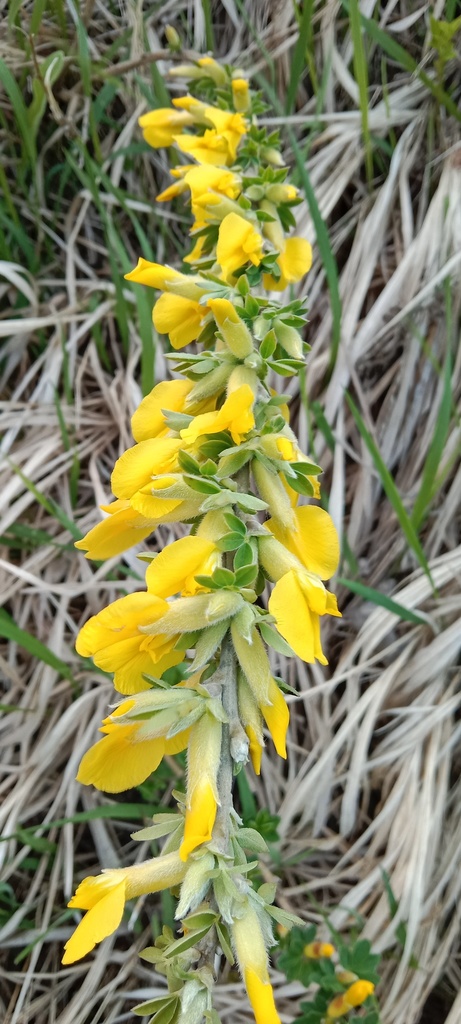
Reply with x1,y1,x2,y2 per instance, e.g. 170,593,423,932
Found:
111,439,181,499
267,505,340,579
174,129,231,166
77,724,167,792
153,293,207,348
245,968,281,1024
216,213,263,279
76,593,168,657
261,679,289,759
62,879,126,963
269,571,319,663
246,724,263,775
131,379,193,442
75,502,155,560
138,108,194,148
145,536,217,598
180,384,254,445
180,777,217,860
125,258,185,290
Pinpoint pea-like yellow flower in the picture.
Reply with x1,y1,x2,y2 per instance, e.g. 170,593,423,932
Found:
152,292,210,349
76,697,193,792
172,105,247,166
216,213,264,279
262,237,313,291
180,712,221,860
75,499,159,561
130,378,196,442
326,980,375,1018
62,851,187,964
145,535,219,598
138,108,195,148
179,383,255,445
232,904,281,1024
157,164,241,213
75,592,182,694
266,504,340,579
125,258,206,300
111,437,182,501
304,941,335,959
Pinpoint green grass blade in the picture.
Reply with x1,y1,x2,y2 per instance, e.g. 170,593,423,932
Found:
0,58,36,166
359,12,461,122
285,0,314,113
0,609,75,683
337,577,430,626
349,0,372,182
287,126,342,368
411,349,453,531
346,393,434,587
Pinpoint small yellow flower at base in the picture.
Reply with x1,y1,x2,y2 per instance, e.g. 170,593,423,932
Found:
180,777,217,861
62,852,187,964
111,438,182,501
267,505,340,580
304,941,335,959
152,292,210,349
326,980,375,1018
173,130,231,167
216,212,264,280
263,237,313,292
260,679,289,759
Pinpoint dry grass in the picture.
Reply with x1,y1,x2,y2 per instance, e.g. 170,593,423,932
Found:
0,2,460,1023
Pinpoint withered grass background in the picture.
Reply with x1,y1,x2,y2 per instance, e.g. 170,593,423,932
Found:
0,2,460,1023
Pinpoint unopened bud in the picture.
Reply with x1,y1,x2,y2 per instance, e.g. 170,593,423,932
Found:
232,77,250,112
261,146,285,167
165,25,181,50
274,320,304,359
265,183,298,203
304,941,335,959
208,298,254,359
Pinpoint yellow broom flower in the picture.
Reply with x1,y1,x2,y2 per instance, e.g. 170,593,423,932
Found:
263,237,313,291
62,851,187,964
138,108,195,148
180,712,222,860
152,292,210,349
75,592,182,694
326,980,375,1018
179,383,255,445
216,212,264,279
232,904,281,1024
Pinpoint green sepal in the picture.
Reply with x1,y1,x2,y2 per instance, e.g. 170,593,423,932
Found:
187,620,230,673
164,925,214,959
237,828,269,853
259,621,296,657
215,921,235,964
184,475,222,494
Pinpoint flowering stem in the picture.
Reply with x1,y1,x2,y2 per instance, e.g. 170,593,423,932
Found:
212,631,238,854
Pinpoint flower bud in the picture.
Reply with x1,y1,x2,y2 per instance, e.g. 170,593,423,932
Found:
232,77,250,112
304,941,335,959
209,298,254,358
165,24,181,50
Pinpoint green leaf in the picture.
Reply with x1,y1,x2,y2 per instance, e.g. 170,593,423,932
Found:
259,622,296,657
184,475,222,494
132,996,178,1017
346,393,434,587
223,512,247,535
233,542,255,569
337,578,430,626
234,564,258,587
411,340,453,530
337,938,381,985
164,925,213,958
349,0,372,182
0,609,75,683
236,493,268,512
216,921,235,964
0,58,37,166
216,532,246,552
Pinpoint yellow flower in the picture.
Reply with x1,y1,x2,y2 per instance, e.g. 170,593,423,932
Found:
238,674,264,775
145,535,219,598
266,505,340,579
173,129,233,167
152,292,210,349
232,905,281,1024
180,713,221,860
304,941,335,959
75,499,158,560
77,698,192,793
75,592,182,694
180,384,255,445
62,851,187,963
111,437,182,500
157,164,241,213
268,569,340,665
232,612,289,758
216,213,264,279
263,237,313,291
125,258,206,300
131,378,194,443
138,108,194,148
326,980,375,1018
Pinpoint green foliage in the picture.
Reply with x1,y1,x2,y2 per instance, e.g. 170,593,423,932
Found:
429,15,461,79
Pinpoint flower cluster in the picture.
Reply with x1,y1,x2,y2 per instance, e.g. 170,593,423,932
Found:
66,55,341,1024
